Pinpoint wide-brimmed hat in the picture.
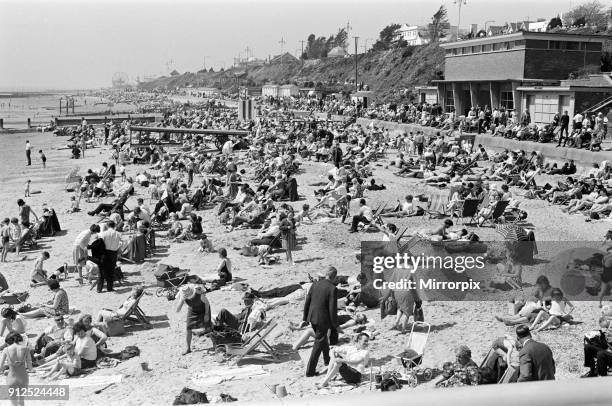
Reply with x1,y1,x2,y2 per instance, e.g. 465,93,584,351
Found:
180,285,196,300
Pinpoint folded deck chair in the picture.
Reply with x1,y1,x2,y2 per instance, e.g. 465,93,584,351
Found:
223,319,279,364
426,193,449,219
121,290,150,327
395,322,431,369
457,199,480,225
398,234,421,254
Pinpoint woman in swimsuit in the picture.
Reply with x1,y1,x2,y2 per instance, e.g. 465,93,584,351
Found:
0,332,32,406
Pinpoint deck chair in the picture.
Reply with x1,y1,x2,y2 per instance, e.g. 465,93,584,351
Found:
457,159,477,176
223,319,280,364
395,322,431,370
360,201,388,232
398,234,421,254
456,199,480,225
426,193,448,219
121,290,150,327
481,200,510,226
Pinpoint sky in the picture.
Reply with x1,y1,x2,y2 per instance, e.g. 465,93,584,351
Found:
0,0,590,90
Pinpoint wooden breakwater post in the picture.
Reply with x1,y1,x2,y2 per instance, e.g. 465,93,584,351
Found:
0,118,3,129
27,118,31,128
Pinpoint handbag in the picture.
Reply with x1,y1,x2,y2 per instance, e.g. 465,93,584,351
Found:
104,317,126,337
413,299,424,322
380,294,398,319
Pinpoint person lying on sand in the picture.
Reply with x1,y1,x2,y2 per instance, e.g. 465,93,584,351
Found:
291,311,376,351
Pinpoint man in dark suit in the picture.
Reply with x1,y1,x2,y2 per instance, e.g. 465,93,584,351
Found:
303,266,341,377
516,325,555,382
557,110,570,147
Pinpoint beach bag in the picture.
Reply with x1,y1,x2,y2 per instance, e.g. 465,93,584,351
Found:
173,387,209,405
154,264,181,280
380,294,398,319
413,299,424,322
210,328,242,348
104,317,125,337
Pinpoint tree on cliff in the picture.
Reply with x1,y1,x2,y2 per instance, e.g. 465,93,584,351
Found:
372,24,401,51
427,5,450,42
562,1,608,30
547,15,563,30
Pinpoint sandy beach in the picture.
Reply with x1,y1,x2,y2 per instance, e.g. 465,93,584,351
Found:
0,128,608,405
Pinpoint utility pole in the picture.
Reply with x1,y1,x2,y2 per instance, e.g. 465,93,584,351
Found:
353,36,359,92
279,37,286,68
454,0,467,40
300,40,305,67
244,47,251,69
345,21,352,53
202,55,210,71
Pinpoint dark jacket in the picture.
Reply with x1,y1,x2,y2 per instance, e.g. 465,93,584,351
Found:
560,114,570,126
517,339,556,382
303,279,338,329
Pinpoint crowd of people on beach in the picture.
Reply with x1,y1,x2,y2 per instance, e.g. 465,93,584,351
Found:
1,92,612,402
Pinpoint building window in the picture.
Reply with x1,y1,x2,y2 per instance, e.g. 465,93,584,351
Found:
566,41,580,50
531,94,559,124
445,90,455,113
483,44,492,52
493,42,502,51
500,91,514,110
506,41,515,50
473,45,482,53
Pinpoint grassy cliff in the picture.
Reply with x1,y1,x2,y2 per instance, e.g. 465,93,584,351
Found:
138,44,445,102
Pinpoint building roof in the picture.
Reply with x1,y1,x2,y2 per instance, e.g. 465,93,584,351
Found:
560,74,612,88
279,84,299,89
328,46,347,57
441,30,612,49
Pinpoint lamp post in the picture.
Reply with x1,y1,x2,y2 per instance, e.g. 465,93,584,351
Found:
353,36,359,91
454,0,467,40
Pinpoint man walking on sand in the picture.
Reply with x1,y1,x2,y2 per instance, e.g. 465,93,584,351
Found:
98,221,121,292
303,266,341,377
25,140,32,166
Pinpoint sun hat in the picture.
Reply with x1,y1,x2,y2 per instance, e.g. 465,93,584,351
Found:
180,285,195,300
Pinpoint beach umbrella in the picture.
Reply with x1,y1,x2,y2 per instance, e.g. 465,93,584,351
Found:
495,224,528,241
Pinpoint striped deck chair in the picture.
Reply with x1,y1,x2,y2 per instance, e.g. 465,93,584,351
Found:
426,193,449,219
223,319,280,364
360,201,388,232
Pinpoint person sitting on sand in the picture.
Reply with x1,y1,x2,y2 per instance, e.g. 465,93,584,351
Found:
315,332,371,388
30,251,51,285
33,315,73,359
95,287,144,323
166,213,183,238
529,288,574,332
71,321,98,369
21,280,69,319
0,308,26,348
41,342,81,380
173,214,203,242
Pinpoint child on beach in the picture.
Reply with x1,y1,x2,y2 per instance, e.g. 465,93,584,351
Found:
25,180,31,197
1,218,10,262
39,150,47,168
42,342,81,380
198,234,214,253
31,251,50,285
